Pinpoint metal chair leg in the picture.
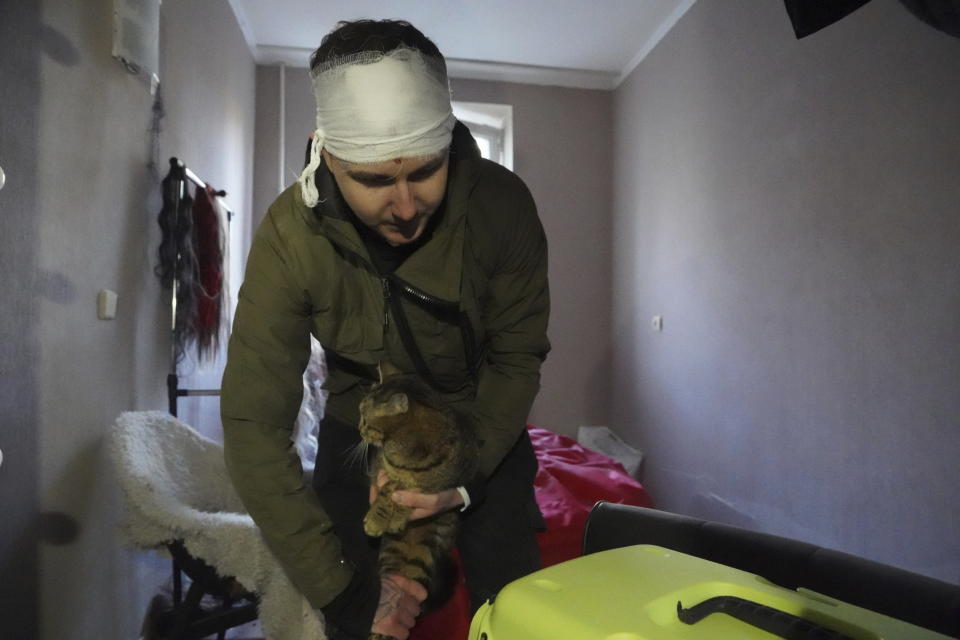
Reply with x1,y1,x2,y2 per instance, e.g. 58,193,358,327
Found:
216,597,232,640
167,580,205,639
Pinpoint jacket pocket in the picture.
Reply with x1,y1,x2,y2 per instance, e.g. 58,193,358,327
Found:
401,301,474,387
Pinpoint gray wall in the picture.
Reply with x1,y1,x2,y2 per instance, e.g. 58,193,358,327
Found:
0,0,255,637
259,69,615,435
253,65,285,234
253,64,320,229
611,0,960,582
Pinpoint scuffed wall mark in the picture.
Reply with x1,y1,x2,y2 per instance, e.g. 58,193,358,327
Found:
34,269,77,304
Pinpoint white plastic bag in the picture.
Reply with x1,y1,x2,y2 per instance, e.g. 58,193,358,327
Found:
577,425,644,478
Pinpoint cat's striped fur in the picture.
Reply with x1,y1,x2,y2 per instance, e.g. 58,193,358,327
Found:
358,364,479,640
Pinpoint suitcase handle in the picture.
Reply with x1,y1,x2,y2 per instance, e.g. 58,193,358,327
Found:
677,596,853,640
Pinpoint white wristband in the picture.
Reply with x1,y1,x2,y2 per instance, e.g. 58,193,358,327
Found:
455,485,471,512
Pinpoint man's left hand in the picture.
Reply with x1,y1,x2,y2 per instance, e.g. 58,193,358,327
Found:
370,469,464,520
392,486,463,520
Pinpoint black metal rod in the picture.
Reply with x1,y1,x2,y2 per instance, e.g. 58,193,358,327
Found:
172,557,183,605
169,157,234,218
167,373,179,418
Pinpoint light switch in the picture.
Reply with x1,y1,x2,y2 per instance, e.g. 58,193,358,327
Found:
652,315,663,331
97,289,118,320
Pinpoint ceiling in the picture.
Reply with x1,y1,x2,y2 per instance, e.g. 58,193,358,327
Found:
227,0,697,90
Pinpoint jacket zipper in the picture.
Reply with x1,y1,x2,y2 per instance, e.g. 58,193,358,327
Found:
341,246,477,386
382,276,459,322
392,276,459,311
391,276,479,381
331,236,456,312
380,277,391,329
322,229,478,390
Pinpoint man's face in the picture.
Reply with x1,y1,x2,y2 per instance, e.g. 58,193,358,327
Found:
323,149,449,247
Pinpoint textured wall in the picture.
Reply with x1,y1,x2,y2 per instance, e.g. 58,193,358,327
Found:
611,0,960,582
31,2,165,635
0,0,255,637
261,69,615,435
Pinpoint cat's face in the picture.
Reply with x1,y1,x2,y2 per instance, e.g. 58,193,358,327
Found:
358,389,409,446
358,383,454,471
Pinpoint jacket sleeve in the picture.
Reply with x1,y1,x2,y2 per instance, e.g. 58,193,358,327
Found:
462,180,551,479
220,205,356,609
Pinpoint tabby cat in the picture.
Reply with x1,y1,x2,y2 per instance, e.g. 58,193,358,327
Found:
358,363,479,639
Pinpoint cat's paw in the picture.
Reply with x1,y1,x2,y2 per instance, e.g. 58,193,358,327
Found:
383,512,409,534
364,492,397,537
363,511,388,537
363,507,410,536
364,490,412,537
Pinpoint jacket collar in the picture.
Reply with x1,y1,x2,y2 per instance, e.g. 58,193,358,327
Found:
301,121,482,303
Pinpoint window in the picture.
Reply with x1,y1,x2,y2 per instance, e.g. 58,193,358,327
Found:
452,101,513,170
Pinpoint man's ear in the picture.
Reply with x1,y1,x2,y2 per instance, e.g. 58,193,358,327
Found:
378,362,403,383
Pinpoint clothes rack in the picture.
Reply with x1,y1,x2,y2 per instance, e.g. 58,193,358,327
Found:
164,156,232,418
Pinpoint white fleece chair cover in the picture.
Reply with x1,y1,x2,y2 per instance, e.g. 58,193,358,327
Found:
109,410,326,640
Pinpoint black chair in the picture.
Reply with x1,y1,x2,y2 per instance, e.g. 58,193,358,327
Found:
150,540,259,640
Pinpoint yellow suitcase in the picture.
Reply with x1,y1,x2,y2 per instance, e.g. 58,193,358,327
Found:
468,545,953,639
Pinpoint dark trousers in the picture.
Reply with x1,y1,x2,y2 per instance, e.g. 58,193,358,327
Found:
312,414,544,613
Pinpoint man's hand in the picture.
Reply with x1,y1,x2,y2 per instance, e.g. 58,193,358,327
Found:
369,469,465,520
371,574,427,640
391,487,464,520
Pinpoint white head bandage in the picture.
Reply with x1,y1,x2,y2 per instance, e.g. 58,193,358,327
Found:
299,48,456,207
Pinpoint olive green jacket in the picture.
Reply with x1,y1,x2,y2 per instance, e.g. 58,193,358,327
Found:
220,124,550,609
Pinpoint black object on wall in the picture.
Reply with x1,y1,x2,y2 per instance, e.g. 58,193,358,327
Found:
900,0,960,37
784,0,873,38
785,0,960,39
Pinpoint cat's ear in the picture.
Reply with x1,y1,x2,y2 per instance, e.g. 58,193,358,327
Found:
378,361,403,383
369,392,408,417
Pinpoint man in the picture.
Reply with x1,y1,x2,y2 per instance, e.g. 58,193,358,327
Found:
221,19,549,640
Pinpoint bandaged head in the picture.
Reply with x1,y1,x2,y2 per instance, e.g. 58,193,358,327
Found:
299,47,456,207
